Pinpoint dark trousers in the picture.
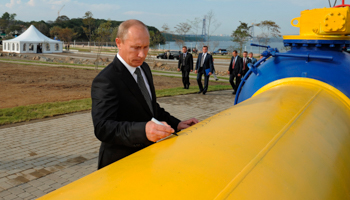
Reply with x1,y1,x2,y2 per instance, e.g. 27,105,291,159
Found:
229,73,241,92
197,69,209,93
182,70,190,88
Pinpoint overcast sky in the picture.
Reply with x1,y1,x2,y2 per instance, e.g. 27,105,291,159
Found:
0,0,333,36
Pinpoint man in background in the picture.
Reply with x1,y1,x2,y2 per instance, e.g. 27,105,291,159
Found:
259,54,265,65
91,19,198,169
178,46,193,89
242,51,251,77
248,52,257,65
195,46,213,95
227,50,242,95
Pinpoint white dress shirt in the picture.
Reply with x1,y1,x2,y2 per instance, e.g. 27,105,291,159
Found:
202,53,207,61
117,53,152,100
233,56,238,63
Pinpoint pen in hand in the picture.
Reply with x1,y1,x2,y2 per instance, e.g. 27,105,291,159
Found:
151,118,178,136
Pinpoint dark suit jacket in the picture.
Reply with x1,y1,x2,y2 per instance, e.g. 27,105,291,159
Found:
91,56,181,169
228,56,243,75
242,57,251,75
249,57,258,65
195,53,214,73
178,53,193,72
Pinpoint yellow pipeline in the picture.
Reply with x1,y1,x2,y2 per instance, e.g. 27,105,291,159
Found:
39,78,350,200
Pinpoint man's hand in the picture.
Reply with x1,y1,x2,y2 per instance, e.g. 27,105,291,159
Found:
195,70,197,74
208,72,212,76
177,118,199,130
227,71,230,75
190,70,193,72
238,74,241,77
177,68,180,72
146,121,174,142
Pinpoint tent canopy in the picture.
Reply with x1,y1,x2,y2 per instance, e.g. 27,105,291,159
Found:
2,25,63,53
5,25,62,43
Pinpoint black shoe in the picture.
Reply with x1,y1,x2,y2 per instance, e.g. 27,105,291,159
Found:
197,91,202,94
232,91,236,95
184,87,186,89
203,91,206,95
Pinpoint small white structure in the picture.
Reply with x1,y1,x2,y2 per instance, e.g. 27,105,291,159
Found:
2,25,63,54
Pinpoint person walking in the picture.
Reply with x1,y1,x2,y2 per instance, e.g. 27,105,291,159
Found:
195,46,213,95
248,52,257,65
227,50,243,95
178,46,193,89
242,51,251,77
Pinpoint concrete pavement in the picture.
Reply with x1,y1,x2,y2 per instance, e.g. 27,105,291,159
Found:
0,90,235,200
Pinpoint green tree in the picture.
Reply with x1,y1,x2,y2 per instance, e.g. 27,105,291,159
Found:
5,24,21,35
55,15,70,28
149,30,164,48
231,21,252,55
1,12,10,20
95,21,112,43
82,11,95,48
94,20,112,69
0,12,16,33
255,20,281,46
110,26,119,52
59,27,78,43
110,26,118,42
32,22,49,36
50,26,62,39
9,13,16,24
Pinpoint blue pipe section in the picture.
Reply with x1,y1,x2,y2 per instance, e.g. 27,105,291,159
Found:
235,43,350,104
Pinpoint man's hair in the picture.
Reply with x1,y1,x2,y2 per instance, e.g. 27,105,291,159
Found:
243,51,248,54
249,52,253,54
117,19,149,42
203,46,208,49
233,50,238,53
182,46,187,49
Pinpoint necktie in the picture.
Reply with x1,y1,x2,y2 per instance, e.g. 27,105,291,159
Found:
135,68,153,114
201,54,205,67
232,57,235,69
243,58,246,70
183,53,186,66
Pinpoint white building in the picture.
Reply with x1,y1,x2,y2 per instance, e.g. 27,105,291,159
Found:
2,25,63,54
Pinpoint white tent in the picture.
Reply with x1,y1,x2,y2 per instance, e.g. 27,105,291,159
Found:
2,25,63,54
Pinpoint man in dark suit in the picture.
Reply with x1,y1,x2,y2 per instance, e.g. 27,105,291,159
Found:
248,52,257,65
91,20,199,169
195,46,213,95
178,46,193,89
227,50,243,95
242,51,251,77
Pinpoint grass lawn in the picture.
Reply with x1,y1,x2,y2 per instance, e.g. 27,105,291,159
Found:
0,99,92,126
0,85,231,126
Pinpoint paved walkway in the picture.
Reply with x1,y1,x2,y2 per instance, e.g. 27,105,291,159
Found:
0,90,235,200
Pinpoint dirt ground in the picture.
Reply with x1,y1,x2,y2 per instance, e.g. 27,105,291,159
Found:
0,63,229,109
